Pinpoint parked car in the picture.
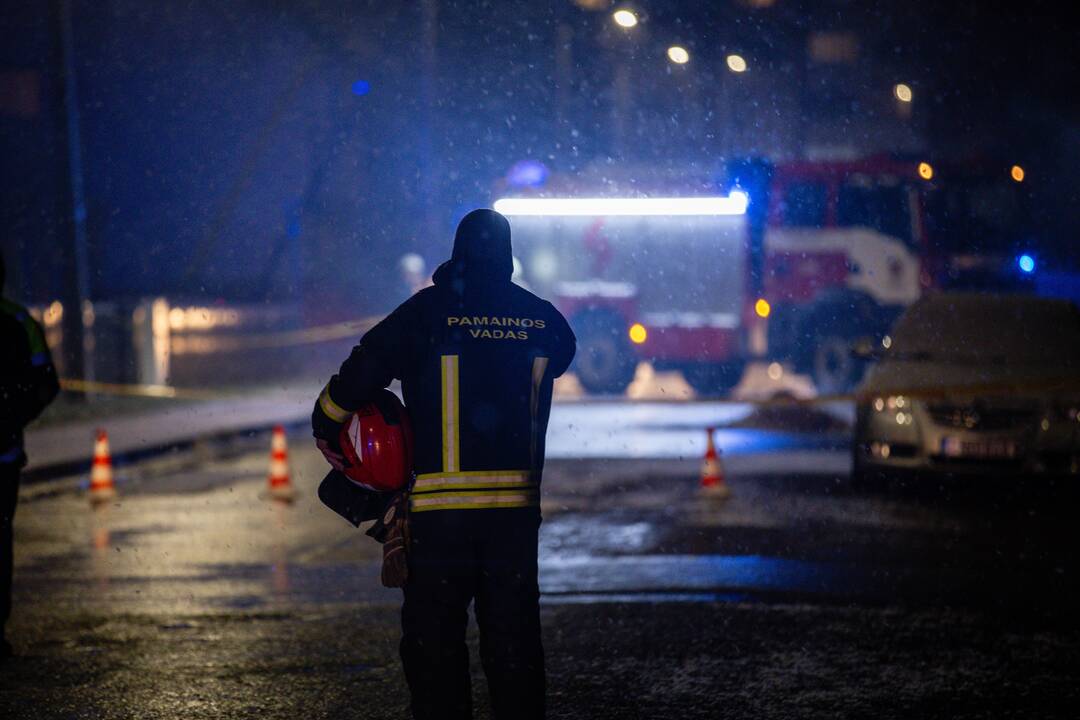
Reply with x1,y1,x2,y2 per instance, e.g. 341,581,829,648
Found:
852,293,1080,485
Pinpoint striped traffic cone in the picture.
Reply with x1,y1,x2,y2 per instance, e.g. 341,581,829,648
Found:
89,429,117,504
699,427,730,499
267,425,296,501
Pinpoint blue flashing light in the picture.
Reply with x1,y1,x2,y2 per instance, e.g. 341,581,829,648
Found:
1018,254,1036,274
350,80,371,96
506,159,549,188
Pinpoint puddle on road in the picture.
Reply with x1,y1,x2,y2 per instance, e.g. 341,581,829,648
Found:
541,518,656,556
541,592,752,605
539,553,848,598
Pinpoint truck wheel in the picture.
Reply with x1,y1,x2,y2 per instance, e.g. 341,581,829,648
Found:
682,361,746,398
812,333,865,395
573,313,637,395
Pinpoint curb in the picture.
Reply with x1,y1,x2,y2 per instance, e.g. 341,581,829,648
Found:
21,417,312,486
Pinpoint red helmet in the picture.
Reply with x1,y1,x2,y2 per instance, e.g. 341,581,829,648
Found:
338,389,414,493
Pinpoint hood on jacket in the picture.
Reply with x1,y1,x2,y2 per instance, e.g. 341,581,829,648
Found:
432,209,513,289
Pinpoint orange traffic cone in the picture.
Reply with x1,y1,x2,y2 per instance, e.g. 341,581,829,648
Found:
267,425,296,501
89,429,117,504
699,427,730,499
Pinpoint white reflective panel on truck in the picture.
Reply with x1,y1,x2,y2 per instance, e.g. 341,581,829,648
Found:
508,213,747,318
641,312,739,329
765,227,921,306
555,280,638,298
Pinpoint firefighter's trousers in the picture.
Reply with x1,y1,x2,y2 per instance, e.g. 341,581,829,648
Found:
401,507,544,720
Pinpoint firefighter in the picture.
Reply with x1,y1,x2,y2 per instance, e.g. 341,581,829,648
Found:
0,251,60,659
312,209,575,719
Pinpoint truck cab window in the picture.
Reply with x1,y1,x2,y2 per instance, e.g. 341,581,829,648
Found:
780,182,827,227
837,184,913,244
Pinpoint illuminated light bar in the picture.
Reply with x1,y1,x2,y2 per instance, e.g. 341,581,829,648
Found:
493,192,748,217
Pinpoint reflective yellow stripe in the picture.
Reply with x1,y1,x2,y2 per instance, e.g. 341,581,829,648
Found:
531,357,549,398
410,489,539,512
414,481,536,492
416,469,532,480
411,500,538,512
530,356,549,473
441,355,460,472
318,384,351,423
412,490,539,501
414,471,534,493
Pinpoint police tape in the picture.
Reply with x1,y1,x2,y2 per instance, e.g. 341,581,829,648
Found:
168,316,382,355
847,376,1080,405
58,378,223,400
572,372,1080,408
689,376,1080,409
56,316,384,399
59,373,1080,407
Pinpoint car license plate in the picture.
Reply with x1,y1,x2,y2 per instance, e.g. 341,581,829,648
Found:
940,436,1018,459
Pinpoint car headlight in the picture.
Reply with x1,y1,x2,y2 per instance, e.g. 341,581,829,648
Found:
873,395,907,413
1053,404,1080,422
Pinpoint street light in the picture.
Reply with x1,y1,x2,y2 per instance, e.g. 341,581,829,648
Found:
667,46,690,64
1011,165,1025,182
613,9,638,28
918,162,934,180
894,83,913,103
726,54,747,72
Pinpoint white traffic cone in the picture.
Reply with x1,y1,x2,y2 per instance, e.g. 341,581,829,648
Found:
89,429,117,504
699,427,731,500
267,425,296,501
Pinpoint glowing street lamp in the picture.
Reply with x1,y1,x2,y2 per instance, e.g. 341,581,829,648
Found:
726,54,747,73
918,162,934,181
612,9,638,28
667,46,690,64
894,83,913,103
1011,165,1025,182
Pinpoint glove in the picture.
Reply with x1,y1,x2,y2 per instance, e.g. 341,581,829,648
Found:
365,491,410,588
316,437,349,472
317,470,390,527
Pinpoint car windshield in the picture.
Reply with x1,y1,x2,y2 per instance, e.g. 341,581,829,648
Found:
886,294,1080,366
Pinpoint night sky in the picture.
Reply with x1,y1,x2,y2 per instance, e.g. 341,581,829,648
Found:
2,0,1077,309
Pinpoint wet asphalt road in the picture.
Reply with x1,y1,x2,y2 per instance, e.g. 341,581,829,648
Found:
3,419,1078,719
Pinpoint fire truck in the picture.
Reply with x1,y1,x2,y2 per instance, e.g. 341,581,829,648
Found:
495,156,1032,395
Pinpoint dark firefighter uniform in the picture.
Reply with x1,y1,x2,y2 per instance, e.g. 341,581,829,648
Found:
312,210,575,719
1,260,60,657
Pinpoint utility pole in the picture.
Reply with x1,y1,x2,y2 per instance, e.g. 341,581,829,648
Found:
554,22,573,152
420,0,439,240
57,0,93,384
603,11,638,160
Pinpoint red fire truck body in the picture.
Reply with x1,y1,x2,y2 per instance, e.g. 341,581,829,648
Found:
761,157,930,392
496,156,1022,395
